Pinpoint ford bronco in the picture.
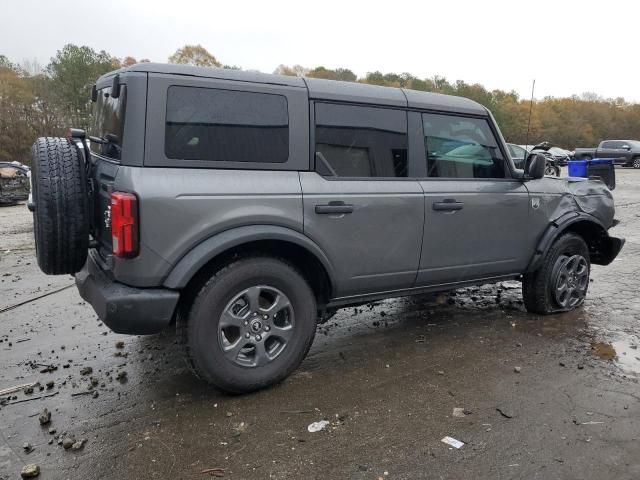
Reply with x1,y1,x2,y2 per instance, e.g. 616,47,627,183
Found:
29,63,624,393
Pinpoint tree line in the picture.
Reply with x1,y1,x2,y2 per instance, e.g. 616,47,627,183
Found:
1,43,639,165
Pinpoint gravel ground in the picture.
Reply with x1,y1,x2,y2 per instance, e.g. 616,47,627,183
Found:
0,168,639,480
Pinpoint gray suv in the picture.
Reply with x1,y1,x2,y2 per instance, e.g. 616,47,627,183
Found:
29,63,624,393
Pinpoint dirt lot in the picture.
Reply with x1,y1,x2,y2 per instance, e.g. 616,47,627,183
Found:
1,169,639,480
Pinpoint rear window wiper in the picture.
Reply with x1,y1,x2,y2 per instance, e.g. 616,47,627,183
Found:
89,134,119,145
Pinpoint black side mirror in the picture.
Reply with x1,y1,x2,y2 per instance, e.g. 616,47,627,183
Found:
525,153,546,179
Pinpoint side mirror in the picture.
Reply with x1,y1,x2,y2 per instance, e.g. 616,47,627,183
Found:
525,153,546,179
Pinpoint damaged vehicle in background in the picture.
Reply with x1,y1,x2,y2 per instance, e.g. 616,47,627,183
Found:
0,161,30,206
507,142,561,176
27,63,625,393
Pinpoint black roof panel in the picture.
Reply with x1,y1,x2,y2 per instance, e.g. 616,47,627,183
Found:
100,63,487,114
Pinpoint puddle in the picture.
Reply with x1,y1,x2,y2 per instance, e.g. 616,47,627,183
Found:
591,339,640,375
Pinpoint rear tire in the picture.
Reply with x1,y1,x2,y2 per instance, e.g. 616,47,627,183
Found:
522,233,590,315
633,157,640,169
185,256,317,393
31,137,89,275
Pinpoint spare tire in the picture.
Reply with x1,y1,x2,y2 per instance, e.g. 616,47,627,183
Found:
31,137,89,275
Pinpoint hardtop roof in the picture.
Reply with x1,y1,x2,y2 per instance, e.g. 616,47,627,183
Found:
101,63,487,115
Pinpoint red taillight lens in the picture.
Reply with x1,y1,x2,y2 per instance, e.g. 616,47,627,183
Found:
110,192,138,258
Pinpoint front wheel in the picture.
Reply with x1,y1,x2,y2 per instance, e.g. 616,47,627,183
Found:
522,233,590,314
185,256,317,393
544,163,560,176
633,157,640,169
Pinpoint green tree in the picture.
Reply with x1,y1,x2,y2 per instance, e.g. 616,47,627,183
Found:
168,45,221,68
46,44,119,129
0,65,37,161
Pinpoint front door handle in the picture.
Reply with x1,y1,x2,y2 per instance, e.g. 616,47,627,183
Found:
315,201,354,215
432,199,464,211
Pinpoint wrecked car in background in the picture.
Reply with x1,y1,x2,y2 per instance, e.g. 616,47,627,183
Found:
28,63,625,394
0,161,30,206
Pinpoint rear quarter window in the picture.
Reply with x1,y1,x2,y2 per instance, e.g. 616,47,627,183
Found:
165,86,289,163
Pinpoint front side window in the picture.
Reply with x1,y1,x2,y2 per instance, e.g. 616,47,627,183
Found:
315,103,408,178
165,86,289,163
90,85,127,160
601,141,616,149
422,113,505,179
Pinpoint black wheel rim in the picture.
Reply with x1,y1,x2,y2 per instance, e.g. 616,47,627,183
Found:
552,254,589,309
634,158,640,168
218,285,294,367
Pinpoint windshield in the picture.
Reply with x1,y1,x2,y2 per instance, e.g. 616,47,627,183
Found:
90,85,127,160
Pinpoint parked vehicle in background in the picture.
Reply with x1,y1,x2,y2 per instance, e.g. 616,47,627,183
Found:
0,161,30,205
546,147,572,166
507,143,561,176
28,63,624,393
573,140,640,168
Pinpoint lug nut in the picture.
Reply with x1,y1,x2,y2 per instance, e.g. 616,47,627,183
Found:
263,314,268,320
245,333,250,339
264,326,270,332
244,321,249,326
253,312,258,316
256,334,262,341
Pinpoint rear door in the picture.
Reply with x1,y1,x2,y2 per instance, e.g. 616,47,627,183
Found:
88,82,129,256
415,112,531,286
301,102,425,298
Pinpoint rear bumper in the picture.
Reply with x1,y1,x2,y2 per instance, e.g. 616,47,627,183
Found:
75,252,179,335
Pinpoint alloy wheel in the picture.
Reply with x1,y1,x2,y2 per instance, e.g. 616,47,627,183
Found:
552,254,589,309
218,285,294,367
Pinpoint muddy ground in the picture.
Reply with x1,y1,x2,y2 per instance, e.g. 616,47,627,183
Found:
1,169,639,480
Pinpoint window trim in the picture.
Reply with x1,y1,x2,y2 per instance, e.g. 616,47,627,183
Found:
311,100,412,180
163,85,290,164
311,101,516,182
144,74,309,171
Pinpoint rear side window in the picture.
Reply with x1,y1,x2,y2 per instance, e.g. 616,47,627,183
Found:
90,85,127,160
165,86,289,163
422,113,505,179
315,103,408,178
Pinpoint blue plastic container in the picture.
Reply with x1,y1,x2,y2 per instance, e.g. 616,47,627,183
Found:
568,160,588,177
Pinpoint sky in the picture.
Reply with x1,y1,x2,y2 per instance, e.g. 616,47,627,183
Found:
2,0,638,102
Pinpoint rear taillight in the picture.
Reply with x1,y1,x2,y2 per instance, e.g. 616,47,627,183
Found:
110,192,138,258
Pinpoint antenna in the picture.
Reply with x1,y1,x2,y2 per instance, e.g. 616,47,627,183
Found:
524,79,536,154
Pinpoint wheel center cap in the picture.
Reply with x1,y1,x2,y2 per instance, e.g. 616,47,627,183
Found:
250,320,263,333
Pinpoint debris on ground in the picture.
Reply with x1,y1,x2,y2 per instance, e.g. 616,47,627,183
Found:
71,438,87,450
307,420,330,433
23,442,34,453
497,407,514,419
115,340,125,349
116,370,128,382
201,467,225,477
20,464,40,478
38,408,51,425
62,436,75,449
80,366,93,375
0,382,37,396
452,408,472,418
441,436,464,449
514,366,522,373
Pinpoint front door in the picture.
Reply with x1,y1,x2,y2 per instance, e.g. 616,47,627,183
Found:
415,112,531,286
301,102,425,298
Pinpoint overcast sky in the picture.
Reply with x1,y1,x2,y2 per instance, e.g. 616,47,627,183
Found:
2,0,637,101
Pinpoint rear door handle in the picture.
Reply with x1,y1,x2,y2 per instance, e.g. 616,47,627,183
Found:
315,201,354,215
432,199,464,211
